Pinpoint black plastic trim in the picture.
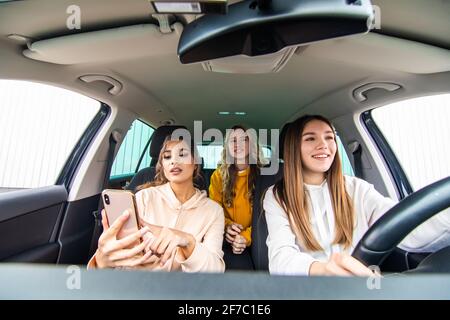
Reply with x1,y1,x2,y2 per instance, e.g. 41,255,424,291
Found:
3,243,60,263
361,110,413,199
56,103,110,190
0,185,67,223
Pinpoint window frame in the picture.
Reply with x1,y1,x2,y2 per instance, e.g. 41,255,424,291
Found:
56,103,110,191
361,110,413,200
134,120,156,173
109,118,156,179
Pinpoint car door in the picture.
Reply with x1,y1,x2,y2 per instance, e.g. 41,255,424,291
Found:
362,93,450,270
0,80,108,264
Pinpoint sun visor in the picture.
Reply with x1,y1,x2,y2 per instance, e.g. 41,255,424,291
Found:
303,33,450,74
23,23,183,65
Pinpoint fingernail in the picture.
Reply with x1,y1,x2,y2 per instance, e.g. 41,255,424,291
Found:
140,227,149,235
123,210,130,217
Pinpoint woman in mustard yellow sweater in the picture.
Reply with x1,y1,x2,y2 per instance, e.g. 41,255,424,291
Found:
209,125,267,269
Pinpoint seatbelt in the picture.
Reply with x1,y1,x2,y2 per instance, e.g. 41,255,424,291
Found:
88,131,119,258
349,141,363,179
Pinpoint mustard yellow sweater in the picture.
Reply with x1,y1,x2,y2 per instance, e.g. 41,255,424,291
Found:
209,167,252,246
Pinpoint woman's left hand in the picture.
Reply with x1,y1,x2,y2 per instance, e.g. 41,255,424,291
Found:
139,219,196,266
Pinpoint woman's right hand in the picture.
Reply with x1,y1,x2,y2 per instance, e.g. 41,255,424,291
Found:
95,209,153,268
309,253,377,277
225,223,243,244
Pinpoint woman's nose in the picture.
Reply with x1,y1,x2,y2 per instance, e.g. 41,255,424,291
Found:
317,139,328,149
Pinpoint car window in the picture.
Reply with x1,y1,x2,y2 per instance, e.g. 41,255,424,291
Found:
337,135,354,177
0,80,100,192
196,144,272,170
372,93,450,191
110,119,155,178
196,135,354,175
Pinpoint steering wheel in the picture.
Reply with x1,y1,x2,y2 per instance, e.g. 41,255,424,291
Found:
352,176,450,273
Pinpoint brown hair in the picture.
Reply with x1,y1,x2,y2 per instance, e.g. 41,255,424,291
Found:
136,135,202,191
218,125,267,207
273,115,354,251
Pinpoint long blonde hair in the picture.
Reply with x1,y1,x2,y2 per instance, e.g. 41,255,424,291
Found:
273,115,354,251
136,136,202,191
219,125,267,207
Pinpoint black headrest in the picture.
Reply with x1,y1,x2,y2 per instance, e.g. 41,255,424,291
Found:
150,125,187,158
278,122,291,160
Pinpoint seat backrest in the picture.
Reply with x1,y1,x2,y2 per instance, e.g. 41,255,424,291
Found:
250,122,291,270
202,168,215,193
251,165,283,271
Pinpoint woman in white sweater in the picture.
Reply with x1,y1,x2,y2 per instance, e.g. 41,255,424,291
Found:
264,115,450,276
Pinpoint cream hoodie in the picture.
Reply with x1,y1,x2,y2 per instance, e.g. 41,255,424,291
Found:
88,183,225,273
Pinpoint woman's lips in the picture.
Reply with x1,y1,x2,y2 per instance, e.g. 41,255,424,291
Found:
312,154,330,161
170,168,182,175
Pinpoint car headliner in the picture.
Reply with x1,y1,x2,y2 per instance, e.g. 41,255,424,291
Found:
0,0,449,132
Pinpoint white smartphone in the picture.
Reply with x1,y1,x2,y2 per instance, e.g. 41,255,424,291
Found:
101,189,141,247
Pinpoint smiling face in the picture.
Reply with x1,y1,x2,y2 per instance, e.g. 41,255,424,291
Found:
160,140,196,184
300,119,337,182
227,128,250,163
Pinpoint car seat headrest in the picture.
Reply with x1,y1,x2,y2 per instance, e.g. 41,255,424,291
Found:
149,125,187,159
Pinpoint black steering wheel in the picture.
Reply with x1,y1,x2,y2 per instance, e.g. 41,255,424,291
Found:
352,176,450,273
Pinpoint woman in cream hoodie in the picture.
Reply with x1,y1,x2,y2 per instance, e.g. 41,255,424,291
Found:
88,136,225,272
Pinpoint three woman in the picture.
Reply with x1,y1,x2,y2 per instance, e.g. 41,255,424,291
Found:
89,116,448,275
264,115,450,276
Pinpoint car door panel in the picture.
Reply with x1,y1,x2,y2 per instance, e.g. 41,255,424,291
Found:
3,243,60,263
57,194,100,265
0,185,67,262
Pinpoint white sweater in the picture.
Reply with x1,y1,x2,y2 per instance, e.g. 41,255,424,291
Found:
263,176,450,276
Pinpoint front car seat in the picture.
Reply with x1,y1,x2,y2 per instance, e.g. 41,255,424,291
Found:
251,122,291,270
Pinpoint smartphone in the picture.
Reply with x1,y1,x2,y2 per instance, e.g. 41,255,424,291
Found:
101,189,141,247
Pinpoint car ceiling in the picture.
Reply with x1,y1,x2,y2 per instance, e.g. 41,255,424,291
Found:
0,0,449,132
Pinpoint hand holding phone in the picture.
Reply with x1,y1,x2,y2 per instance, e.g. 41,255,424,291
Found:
93,189,155,268
102,189,141,245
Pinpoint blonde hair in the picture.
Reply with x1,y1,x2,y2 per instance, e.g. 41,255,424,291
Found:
273,115,355,251
218,125,267,207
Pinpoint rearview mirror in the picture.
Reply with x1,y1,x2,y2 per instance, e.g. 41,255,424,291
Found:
178,0,375,64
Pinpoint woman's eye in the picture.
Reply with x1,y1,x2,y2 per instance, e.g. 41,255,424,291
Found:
163,155,171,160
326,136,334,140
305,137,314,141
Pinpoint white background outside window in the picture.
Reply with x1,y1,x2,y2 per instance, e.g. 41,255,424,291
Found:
0,80,100,191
